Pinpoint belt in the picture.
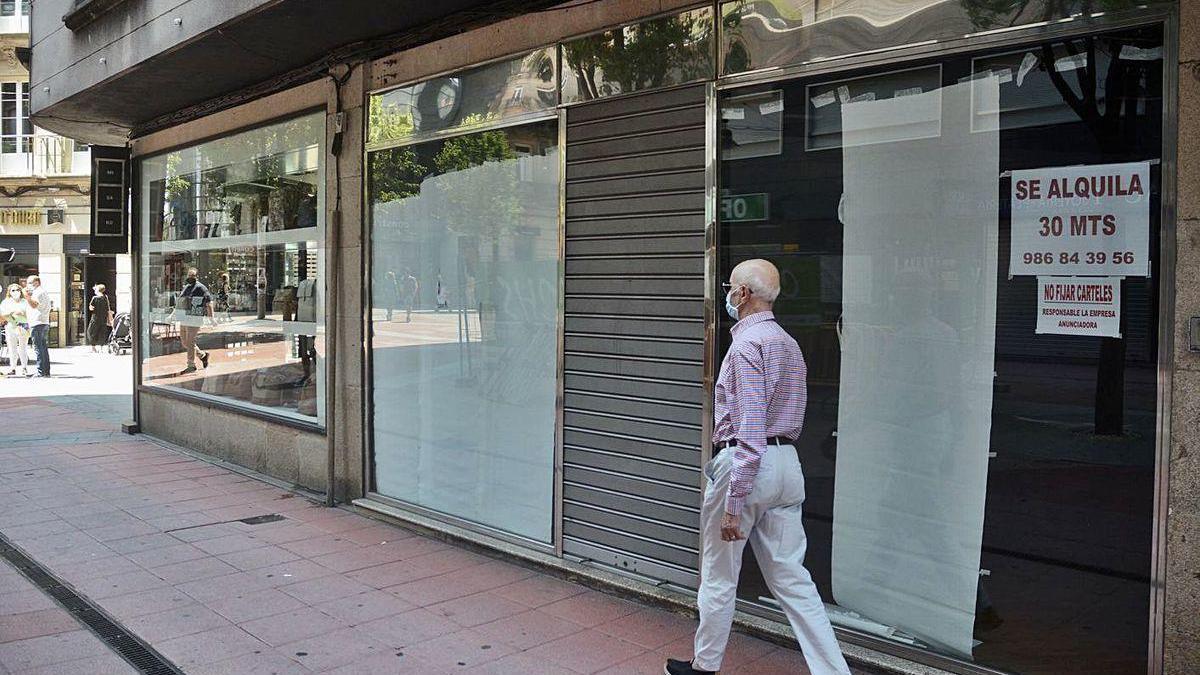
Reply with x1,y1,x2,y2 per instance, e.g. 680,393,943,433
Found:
714,436,794,452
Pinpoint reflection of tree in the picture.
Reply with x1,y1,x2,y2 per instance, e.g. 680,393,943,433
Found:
563,11,712,100
961,0,1148,28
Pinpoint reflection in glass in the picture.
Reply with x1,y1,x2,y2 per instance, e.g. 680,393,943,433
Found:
139,113,325,423
560,7,714,103
718,24,1161,674
718,0,1170,75
369,121,559,543
369,48,557,146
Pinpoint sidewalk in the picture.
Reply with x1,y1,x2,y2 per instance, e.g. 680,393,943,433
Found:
0,396,838,674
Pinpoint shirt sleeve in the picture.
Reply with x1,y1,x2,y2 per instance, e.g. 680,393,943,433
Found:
724,345,768,515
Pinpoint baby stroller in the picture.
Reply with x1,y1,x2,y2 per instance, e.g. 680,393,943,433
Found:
108,312,132,355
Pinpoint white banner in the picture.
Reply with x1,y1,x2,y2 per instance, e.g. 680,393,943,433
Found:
1036,277,1122,338
833,78,997,657
1009,161,1150,277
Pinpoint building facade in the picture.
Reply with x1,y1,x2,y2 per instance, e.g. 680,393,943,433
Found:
29,1,1198,673
1,2,118,347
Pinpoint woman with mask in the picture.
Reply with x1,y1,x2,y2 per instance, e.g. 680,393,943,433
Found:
0,283,30,376
87,284,112,352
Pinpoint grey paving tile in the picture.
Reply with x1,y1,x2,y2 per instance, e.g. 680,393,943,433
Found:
239,607,344,647
124,603,232,643
204,588,308,624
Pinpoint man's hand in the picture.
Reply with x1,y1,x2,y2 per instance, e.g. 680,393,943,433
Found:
720,512,744,541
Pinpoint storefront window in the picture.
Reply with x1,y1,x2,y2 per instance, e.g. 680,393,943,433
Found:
719,24,1161,674
719,0,1172,76
560,7,714,103
368,120,559,543
368,47,558,147
138,113,325,424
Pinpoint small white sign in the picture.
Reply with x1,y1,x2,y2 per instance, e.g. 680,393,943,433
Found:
1017,52,1039,86
837,85,851,103
1036,277,1122,338
759,99,784,116
1120,45,1163,61
1054,53,1088,73
812,91,837,108
721,107,745,120
1009,161,1151,277
895,86,924,98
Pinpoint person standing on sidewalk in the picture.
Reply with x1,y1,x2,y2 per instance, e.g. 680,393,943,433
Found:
667,259,850,675
0,283,31,377
24,275,51,378
177,268,212,374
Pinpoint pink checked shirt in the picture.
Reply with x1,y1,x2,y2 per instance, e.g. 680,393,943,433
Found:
713,311,807,515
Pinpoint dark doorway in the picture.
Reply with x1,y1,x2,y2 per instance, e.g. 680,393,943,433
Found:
84,256,117,345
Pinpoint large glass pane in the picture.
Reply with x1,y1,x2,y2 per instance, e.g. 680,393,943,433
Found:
369,47,557,147
138,113,325,423
560,7,714,104
719,0,1171,75
368,121,559,543
718,24,1160,674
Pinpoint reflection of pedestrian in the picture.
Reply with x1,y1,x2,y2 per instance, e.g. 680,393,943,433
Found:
87,284,112,351
24,275,50,378
384,271,399,322
177,268,212,374
435,273,448,312
669,259,850,675
401,270,419,322
215,273,231,323
0,283,30,377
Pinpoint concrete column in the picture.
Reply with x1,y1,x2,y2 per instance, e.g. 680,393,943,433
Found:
115,253,132,318
36,234,65,347
1164,3,1200,673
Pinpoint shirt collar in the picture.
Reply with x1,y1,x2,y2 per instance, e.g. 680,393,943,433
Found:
731,310,775,337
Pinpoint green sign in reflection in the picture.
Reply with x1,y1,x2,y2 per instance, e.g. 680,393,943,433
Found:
721,193,769,222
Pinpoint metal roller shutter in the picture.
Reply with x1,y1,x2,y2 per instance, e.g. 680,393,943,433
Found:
561,84,707,589
63,235,91,253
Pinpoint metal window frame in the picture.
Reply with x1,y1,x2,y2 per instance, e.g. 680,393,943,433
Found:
360,104,564,553
706,7,1179,675
0,81,31,155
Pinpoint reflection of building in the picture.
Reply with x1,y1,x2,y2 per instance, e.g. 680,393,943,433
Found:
0,5,119,346
28,2,1198,674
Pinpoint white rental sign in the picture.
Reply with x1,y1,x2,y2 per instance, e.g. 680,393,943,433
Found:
1036,277,1122,338
1009,161,1150,277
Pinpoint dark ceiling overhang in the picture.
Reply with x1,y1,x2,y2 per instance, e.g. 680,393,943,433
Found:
34,0,562,145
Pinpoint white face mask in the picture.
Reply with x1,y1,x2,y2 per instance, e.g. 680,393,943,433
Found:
725,286,744,321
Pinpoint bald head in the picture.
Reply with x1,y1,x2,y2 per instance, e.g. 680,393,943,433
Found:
730,259,780,305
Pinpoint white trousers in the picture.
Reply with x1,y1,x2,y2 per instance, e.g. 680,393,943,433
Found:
5,323,28,370
694,443,851,675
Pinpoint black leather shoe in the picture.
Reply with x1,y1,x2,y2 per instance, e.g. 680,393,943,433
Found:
664,658,716,674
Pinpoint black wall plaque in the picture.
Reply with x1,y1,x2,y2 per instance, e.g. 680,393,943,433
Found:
89,146,130,254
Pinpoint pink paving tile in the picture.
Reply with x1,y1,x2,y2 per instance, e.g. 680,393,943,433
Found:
473,609,586,650
337,523,416,546
0,608,82,643
355,607,461,647
597,649,679,675
541,590,642,628
385,566,504,608
493,573,589,608
68,568,166,600
0,630,111,671
239,606,345,646
347,546,486,589
84,520,160,542
185,651,310,675
315,590,417,624
215,545,301,571
103,532,181,555
203,587,309,624
124,603,231,643
467,651,581,675
95,587,195,622
278,534,363,558
154,625,269,670
176,571,277,604
126,543,209,570
278,573,374,605
727,646,813,674
0,519,78,542
275,626,391,671
0,589,57,615
248,558,337,587
523,627,648,674
167,522,242,543
401,627,519,671
151,555,240,585
16,651,138,675
595,607,697,650
309,541,412,573
325,651,448,674
192,532,269,556
46,555,143,581
426,591,530,628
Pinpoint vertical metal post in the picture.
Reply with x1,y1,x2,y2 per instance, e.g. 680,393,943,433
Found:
553,106,567,557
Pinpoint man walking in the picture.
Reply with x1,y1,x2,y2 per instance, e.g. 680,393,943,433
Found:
24,275,51,378
667,259,850,675
177,268,212,374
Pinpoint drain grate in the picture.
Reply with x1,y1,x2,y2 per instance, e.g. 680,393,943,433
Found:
0,533,182,675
